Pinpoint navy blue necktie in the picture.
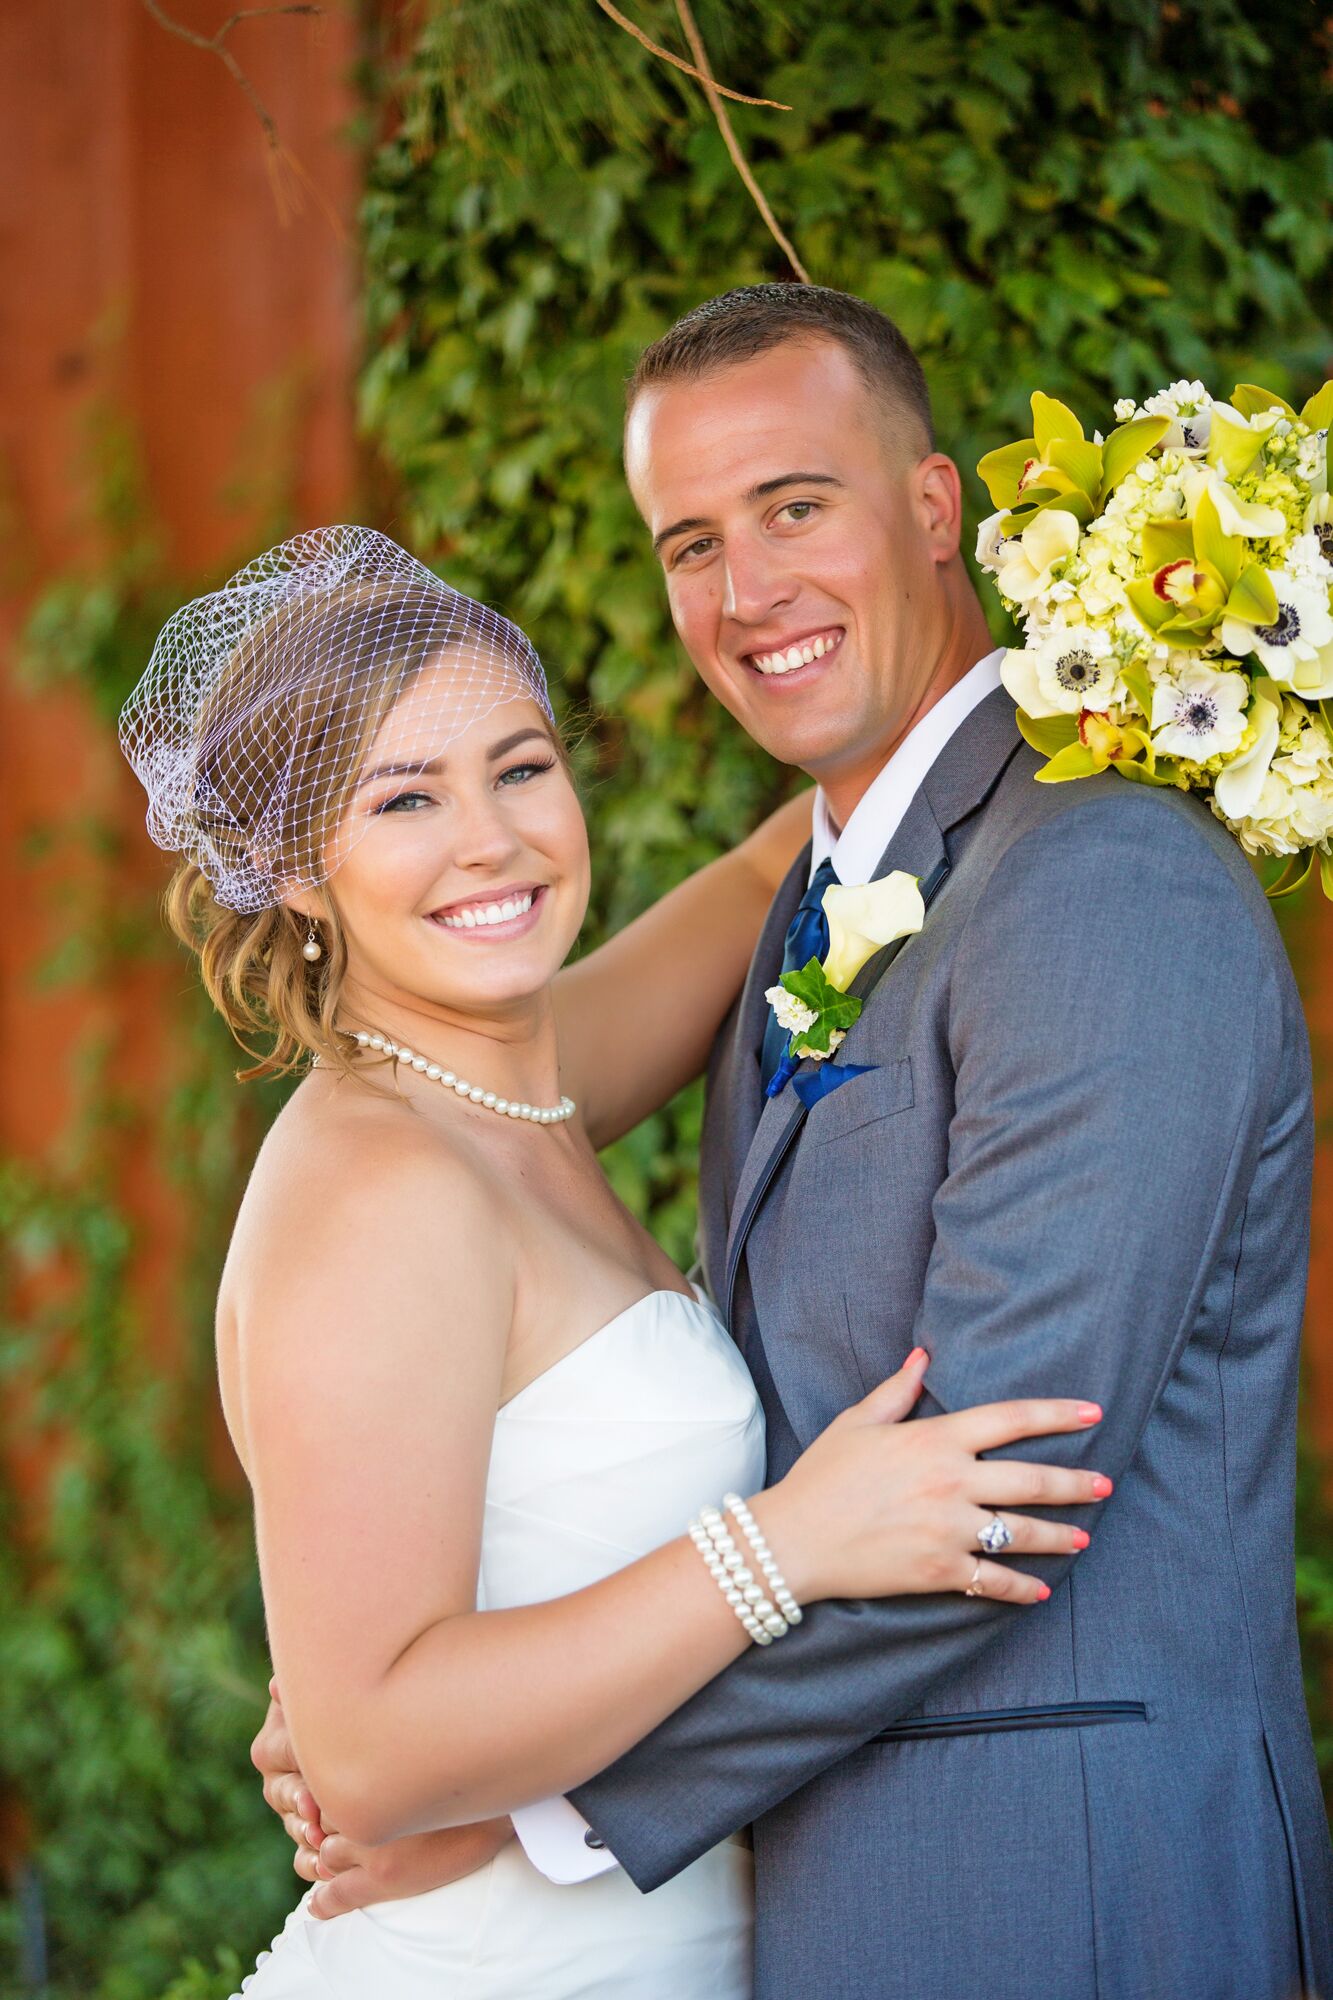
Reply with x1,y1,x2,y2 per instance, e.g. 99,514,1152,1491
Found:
760,857,840,1094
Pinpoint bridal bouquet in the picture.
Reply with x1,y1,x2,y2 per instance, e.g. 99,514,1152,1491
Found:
975,376,1333,893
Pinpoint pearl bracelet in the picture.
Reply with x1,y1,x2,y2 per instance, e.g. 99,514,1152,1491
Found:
723,1492,803,1628
688,1502,790,1646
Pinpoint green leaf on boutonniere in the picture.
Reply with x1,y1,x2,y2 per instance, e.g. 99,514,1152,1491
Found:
780,958,865,1054
782,958,863,1018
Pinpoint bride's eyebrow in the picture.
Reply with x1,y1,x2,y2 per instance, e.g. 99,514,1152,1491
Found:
355,728,552,792
354,757,443,791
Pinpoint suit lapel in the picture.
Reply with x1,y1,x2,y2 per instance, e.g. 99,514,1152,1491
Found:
722,688,1023,1326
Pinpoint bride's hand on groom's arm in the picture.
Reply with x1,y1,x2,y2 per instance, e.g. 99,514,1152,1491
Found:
252,1677,513,1919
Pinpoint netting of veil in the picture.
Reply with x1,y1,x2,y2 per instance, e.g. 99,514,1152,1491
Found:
118,525,555,914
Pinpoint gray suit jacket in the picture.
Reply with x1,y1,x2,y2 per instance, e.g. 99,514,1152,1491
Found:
573,690,1333,2000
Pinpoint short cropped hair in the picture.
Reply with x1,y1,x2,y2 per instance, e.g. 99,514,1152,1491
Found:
626,283,934,454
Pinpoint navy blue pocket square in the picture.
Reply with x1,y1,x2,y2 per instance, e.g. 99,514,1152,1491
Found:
792,1061,878,1109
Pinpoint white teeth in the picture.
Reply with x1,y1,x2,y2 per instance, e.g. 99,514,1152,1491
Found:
751,632,841,675
440,891,536,930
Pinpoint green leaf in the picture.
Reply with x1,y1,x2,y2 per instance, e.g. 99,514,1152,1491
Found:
1225,564,1279,628
1099,416,1170,501
1321,849,1333,902
1230,383,1298,422
1267,851,1315,899
1047,436,1104,499
977,438,1037,508
1035,741,1102,783
1031,391,1085,454
1120,662,1156,721
1140,520,1194,571
1301,382,1333,433
1193,487,1241,590
1017,709,1079,757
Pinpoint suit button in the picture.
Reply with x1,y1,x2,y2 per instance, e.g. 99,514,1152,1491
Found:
584,1832,606,1849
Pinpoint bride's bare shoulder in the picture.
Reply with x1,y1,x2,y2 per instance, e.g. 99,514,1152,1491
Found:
223,1070,505,1303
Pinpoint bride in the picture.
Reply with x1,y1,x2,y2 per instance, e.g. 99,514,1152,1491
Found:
119,529,1105,1998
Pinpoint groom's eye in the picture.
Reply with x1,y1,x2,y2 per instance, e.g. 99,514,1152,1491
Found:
777,501,818,524
671,537,716,568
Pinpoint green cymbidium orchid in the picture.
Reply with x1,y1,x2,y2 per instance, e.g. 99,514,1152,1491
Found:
977,392,1169,534
1125,489,1278,651
1019,705,1160,785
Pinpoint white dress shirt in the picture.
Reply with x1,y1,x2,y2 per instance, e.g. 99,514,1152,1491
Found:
510,646,1006,1887
809,648,1004,885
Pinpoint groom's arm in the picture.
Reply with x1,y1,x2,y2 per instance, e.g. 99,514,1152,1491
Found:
570,792,1300,1890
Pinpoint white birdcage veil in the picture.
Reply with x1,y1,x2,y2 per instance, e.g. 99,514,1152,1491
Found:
118,526,555,914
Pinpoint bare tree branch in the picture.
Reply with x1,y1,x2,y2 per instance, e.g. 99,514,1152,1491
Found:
672,0,810,283
593,0,790,109
139,0,336,229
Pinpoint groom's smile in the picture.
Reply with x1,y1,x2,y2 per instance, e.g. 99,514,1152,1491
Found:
625,335,986,824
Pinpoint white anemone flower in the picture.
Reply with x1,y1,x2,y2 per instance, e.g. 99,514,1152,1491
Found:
1221,569,1333,693
974,510,1017,573
1001,625,1120,718
1214,682,1281,823
1150,660,1249,762
994,508,1080,604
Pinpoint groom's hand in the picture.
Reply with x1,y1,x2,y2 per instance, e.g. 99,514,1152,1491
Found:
252,1677,514,1919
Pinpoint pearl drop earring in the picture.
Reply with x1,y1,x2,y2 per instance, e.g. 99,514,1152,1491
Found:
302,921,323,963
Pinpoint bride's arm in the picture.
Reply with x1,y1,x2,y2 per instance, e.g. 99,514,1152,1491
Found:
553,789,813,1151
239,1127,1098,1851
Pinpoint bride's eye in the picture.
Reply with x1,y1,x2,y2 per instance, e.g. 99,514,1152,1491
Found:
497,758,556,788
375,790,433,814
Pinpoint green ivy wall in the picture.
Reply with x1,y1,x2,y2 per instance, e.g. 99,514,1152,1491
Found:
2,3,1330,1993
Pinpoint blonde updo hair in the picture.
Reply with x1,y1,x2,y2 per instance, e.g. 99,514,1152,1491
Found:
162,578,565,1082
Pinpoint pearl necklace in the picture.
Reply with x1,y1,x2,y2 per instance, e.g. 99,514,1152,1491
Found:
350,1029,576,1126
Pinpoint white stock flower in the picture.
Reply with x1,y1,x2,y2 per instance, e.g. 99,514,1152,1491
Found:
765,986,817,1037
1113,397,1138,423
994,508,1081,604
1002,625,1120,717
1150,660,1249,762
1221,569,1333,692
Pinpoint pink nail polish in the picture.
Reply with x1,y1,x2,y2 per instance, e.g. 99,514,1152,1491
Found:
1092,1475,1113,1499
1078,1403,1103,1425
906,1347,928,1367
1071,1529,1090,1550
1035,1584,1051,1601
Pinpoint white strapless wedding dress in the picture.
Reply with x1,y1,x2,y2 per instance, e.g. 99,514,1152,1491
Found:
231,1287,765,1999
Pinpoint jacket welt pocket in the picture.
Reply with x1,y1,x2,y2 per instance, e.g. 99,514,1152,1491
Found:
869,1701,1149,1744
807,1056,914,1146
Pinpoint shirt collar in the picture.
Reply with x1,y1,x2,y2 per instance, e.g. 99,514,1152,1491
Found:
810,648,1005,887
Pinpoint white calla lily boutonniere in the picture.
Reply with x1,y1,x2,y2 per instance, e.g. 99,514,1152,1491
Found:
765,871,926,1069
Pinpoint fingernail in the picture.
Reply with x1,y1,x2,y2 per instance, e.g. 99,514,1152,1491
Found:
1078,1403,1102,1425
1035,1584,1051,1601
1092,1475,1113,1498
906,1347,928,1367
1071,1529,1090,1550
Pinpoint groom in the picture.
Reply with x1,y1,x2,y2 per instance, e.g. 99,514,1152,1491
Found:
255,285,1333,1997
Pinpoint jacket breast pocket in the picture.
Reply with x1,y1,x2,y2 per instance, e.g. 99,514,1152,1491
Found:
806,1056,914,1147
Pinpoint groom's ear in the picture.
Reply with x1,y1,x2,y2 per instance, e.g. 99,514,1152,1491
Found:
914,454,965,562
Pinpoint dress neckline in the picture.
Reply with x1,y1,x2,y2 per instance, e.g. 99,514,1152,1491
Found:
498,1287,720,1412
